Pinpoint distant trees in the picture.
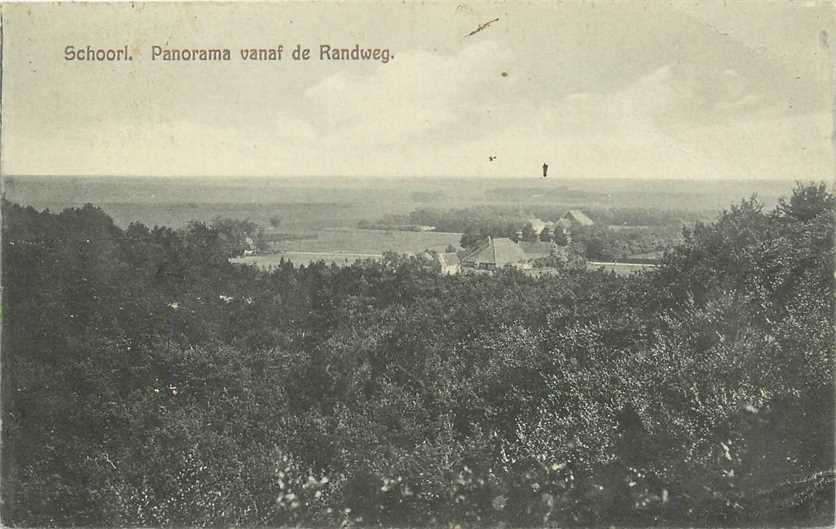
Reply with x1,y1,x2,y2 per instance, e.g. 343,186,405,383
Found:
569,224,678,261
552,226,569,245
377,206,683,259
411,191,446,203
460,229,483,249
372,205,707,234
395,206,525,234
521,223,539,242
208,217,269,255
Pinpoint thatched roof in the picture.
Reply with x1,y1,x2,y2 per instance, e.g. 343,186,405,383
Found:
563,210,594,226
463,237,527,267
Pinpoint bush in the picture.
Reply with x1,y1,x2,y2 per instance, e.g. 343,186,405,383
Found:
1,183,833,526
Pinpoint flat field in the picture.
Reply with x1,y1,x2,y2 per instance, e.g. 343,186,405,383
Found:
236,228,463,268
275,228,462,253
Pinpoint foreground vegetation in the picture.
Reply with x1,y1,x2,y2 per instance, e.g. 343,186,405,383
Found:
1,183,833,527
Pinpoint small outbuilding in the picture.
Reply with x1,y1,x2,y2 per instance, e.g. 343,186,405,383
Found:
436,252,461,275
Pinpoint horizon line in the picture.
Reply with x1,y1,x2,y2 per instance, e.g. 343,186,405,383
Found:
1,174,822,184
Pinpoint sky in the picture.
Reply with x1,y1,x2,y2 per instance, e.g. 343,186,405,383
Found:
1,1,834,180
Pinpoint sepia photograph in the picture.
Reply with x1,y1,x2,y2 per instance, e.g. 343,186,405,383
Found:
0,1,834,527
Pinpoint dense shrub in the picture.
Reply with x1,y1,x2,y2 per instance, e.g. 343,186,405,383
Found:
1,182,833,526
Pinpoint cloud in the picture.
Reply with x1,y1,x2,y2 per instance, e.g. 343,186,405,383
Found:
609,63,779,128
304,40,515,146
6,119,321,177
5,38,828,181
412,62,828,181
273,113,317,141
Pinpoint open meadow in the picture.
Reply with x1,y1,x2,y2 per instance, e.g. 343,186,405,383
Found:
274,228,463,254
235,228,463,267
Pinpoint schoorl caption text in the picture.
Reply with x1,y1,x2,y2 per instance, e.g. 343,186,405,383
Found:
64,44,395,63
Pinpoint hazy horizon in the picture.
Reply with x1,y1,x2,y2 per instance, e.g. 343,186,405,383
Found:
2,174,804,230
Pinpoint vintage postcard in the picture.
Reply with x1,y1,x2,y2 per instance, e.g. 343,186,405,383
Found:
0,1,834,527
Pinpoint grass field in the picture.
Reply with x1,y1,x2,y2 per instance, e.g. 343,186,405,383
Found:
237,228,463,268
275,228,463,254
240,232,660,273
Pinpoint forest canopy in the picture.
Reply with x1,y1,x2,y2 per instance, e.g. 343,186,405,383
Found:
1,183,833,527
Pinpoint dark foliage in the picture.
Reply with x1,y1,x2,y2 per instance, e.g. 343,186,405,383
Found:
2,183,833,527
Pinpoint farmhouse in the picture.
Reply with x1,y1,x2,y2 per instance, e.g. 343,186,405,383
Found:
461,237,529,271
560,210,594,227
458,237,585,275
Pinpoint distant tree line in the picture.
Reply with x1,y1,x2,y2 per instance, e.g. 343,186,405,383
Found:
370,205,708,233
365,206,698,259
2,183,833,527
373,206,526,237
